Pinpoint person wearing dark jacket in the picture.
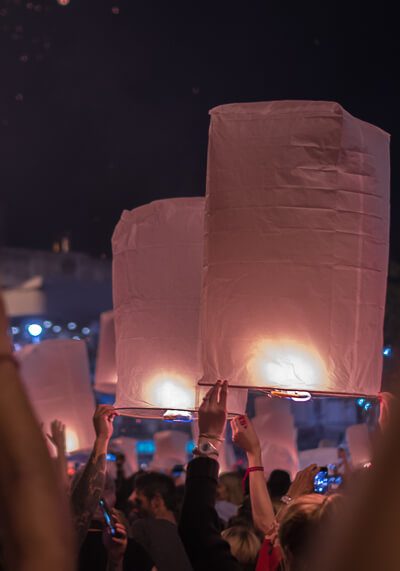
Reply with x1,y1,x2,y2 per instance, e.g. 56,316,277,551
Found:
179,381,242,571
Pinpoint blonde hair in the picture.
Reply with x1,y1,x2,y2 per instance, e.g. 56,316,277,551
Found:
222,526,261,566
278,494,344,571
219,472,244,506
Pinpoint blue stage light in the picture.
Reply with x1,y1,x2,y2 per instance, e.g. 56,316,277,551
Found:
27,323,43,337
383,346,393,358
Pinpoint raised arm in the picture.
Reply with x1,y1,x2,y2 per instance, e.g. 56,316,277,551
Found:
71,404,118,545
0,297,75,571
231,415,275,535
179,381,241,571
47,419,69,491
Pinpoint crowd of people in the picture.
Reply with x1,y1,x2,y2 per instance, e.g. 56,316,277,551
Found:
0,294,399,571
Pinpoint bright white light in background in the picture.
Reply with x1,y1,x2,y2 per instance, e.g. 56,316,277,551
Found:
65,429,79,453
81,327,90,335
52,325,62,333
248,339,327,390
27,323,43,337
67,322,77,330
11,326,19,335
43,321,52,328
143,373,195,410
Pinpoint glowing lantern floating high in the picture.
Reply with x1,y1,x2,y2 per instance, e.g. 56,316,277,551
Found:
113,198,247,419
94,311,117,394
16,339,95,452
200,101,390,398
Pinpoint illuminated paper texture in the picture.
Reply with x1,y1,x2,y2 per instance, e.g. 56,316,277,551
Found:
94,311,117,394
113,198,203,418
201,101,390,396
16,339,95,452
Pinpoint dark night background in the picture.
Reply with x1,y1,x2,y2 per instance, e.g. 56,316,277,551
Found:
0,0,398,259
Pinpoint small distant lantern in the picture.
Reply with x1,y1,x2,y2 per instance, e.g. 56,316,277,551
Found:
94,311,117,394
201,101,390,399
16,339,95,452
251,397,299,479
151,430,189,472
113,198,246,419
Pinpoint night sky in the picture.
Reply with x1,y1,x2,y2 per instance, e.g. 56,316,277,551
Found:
1,0,399,260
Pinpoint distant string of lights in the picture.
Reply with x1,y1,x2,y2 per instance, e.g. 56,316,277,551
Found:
10,318,97,351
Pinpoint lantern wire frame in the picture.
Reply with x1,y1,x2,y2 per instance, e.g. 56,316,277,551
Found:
198,382,381,403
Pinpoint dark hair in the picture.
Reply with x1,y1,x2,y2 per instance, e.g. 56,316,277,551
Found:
135,472,177,512
267,469,291,498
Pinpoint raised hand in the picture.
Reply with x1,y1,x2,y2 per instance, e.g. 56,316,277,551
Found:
93,405,119,442
287,464,319,499
198,380,228,441
47,419,66,452
231,414,261,457
102,518,128,567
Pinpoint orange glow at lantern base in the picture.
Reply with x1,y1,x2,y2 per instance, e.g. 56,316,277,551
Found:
142,372,195,411
247,339,329,391
65,428,79,453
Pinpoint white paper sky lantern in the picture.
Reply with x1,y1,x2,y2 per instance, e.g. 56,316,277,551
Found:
113,198,247,419
112,198,203,419
252,397,299,479
94,310,117,394
346,423,372,468
201,101,390,398
16,339,95,452
151,430,189,472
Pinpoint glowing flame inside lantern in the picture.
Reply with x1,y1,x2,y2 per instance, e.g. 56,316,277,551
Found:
248,340,327,390
65,429,79,453
144,373,195,410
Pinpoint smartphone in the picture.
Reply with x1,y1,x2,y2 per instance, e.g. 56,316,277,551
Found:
99,498,116,536
314,466,343,494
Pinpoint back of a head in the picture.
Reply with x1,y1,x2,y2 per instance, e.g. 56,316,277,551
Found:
267,469,291,498
278,494,344,571
219,472,244,506
222,525,261,570
135,471,176,512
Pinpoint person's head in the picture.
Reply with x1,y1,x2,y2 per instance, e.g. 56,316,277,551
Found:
218,472,244,506
222,526,261,570
267,469,291,499
130,471,176,520
278,493,344,571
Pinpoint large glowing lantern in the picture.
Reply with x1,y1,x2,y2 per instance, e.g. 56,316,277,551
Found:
113,198,247,419
16,339,95,452
201,101,390,397
94,311,117,394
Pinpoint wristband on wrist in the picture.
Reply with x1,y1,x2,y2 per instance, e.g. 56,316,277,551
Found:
198,433,224,443
193,439,219,458
242,466,264,492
